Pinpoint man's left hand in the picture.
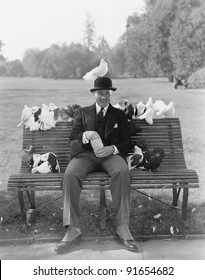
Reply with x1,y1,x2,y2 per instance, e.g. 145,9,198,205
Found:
95,146,114,158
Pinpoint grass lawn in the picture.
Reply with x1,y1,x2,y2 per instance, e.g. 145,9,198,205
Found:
0,77,205,240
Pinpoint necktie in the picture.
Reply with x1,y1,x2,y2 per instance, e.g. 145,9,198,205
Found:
97,107,105,139
98,107,104,121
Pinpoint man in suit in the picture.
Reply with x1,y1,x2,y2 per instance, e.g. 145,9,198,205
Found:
55,77,139,254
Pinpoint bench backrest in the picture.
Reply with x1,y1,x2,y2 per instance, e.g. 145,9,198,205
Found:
21,118,186,173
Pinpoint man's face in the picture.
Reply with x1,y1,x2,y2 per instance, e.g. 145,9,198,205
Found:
94,89,111,108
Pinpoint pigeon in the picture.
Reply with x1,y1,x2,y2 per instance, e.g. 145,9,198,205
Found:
126,145,144,171
60,106,73,121
25,107,41,131
83,59,108,81
137,147,165,171
113,99,135,120
59,104,81,122
31,152,60,173
153,100,166,112
156,101,175,118
113,99,130,110
39,103,59,130
133,101,146,118
17,105,33,127
137,97,155,125
17,105,39,128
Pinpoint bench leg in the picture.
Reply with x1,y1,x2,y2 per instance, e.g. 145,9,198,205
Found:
172,187,181,206
182,187,189,221
100,189,106,229
26,190,36,209
18,190,27,232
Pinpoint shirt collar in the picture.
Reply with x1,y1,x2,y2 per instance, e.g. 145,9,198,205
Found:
96,103,109,116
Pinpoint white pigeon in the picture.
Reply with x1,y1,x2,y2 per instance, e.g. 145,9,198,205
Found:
83,59,108,81
26,115,41,131
24,106,41,130
153,100,166,112
17,105,33,127
137,97,155,125
39,104,49,128
48,103,60,120
133,101,146,118
32,161,51,174
113,99,130,110
156,101,175,118
39,103,58,130
41,111,56,130
48,103,58,111
126,145,144,171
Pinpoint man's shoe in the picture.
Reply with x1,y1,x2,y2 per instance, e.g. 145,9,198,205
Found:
116,233,139,252
55,234,82,254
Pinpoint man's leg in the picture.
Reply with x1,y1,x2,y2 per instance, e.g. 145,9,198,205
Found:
55,153,97,254
100,155,132,237
100,155,138,252
62,154,98,229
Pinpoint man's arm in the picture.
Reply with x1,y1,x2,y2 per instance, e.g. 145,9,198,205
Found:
113,110,131,156
69,108,84,141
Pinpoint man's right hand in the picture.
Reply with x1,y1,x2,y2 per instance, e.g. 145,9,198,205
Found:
85,131,100,141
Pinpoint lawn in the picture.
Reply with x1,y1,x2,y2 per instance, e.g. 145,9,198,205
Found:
0,77,205,240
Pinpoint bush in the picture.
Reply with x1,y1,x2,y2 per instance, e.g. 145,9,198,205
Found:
187,67,205,89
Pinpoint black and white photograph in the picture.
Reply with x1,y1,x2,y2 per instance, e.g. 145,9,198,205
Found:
0,0,205,277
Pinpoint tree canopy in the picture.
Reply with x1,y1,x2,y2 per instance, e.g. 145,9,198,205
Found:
1,0,205,80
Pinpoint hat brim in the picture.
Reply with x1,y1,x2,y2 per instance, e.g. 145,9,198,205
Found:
90,87,117,93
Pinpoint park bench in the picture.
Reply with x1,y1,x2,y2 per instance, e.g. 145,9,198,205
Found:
7,118,199,232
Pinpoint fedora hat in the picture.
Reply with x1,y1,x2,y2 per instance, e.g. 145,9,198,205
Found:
90,77,117,92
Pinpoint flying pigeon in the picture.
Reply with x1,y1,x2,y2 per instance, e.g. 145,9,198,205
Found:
83,59,108,81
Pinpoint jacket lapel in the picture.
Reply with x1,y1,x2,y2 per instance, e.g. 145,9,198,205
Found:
105,104,118,138
84,103,97,131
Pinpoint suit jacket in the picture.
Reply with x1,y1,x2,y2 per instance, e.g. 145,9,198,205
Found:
69,103,131,157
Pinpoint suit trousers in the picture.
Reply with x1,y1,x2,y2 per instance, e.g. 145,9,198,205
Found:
62,151,131,228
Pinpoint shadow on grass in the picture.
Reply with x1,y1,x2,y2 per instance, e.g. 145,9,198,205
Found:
0,189,205,240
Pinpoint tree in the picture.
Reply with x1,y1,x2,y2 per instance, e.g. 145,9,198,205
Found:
6,60,25,77
22,48,43,76
95,36,110,60
144,0,178,77
124,12,152,77
0,40,4,54
0,40,7,76
109,40,128,77
83,12,96,51
169,1,205,77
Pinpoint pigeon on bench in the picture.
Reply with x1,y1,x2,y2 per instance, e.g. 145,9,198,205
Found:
22,146,60,173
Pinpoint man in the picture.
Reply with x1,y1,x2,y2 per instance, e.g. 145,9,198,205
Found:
55,77,138,254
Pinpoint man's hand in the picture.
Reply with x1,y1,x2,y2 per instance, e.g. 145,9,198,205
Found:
95,146,114,158
85,131,100,141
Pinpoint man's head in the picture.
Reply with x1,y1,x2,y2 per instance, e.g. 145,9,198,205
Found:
90,77,117,108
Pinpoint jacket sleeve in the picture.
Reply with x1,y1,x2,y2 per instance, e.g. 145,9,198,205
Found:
69,108,84,141
111,110,131,157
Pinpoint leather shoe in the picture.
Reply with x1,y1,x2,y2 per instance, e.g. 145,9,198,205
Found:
55,234,82,254
116,234,139,252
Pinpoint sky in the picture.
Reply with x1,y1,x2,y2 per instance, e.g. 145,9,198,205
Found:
0,0,145,60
